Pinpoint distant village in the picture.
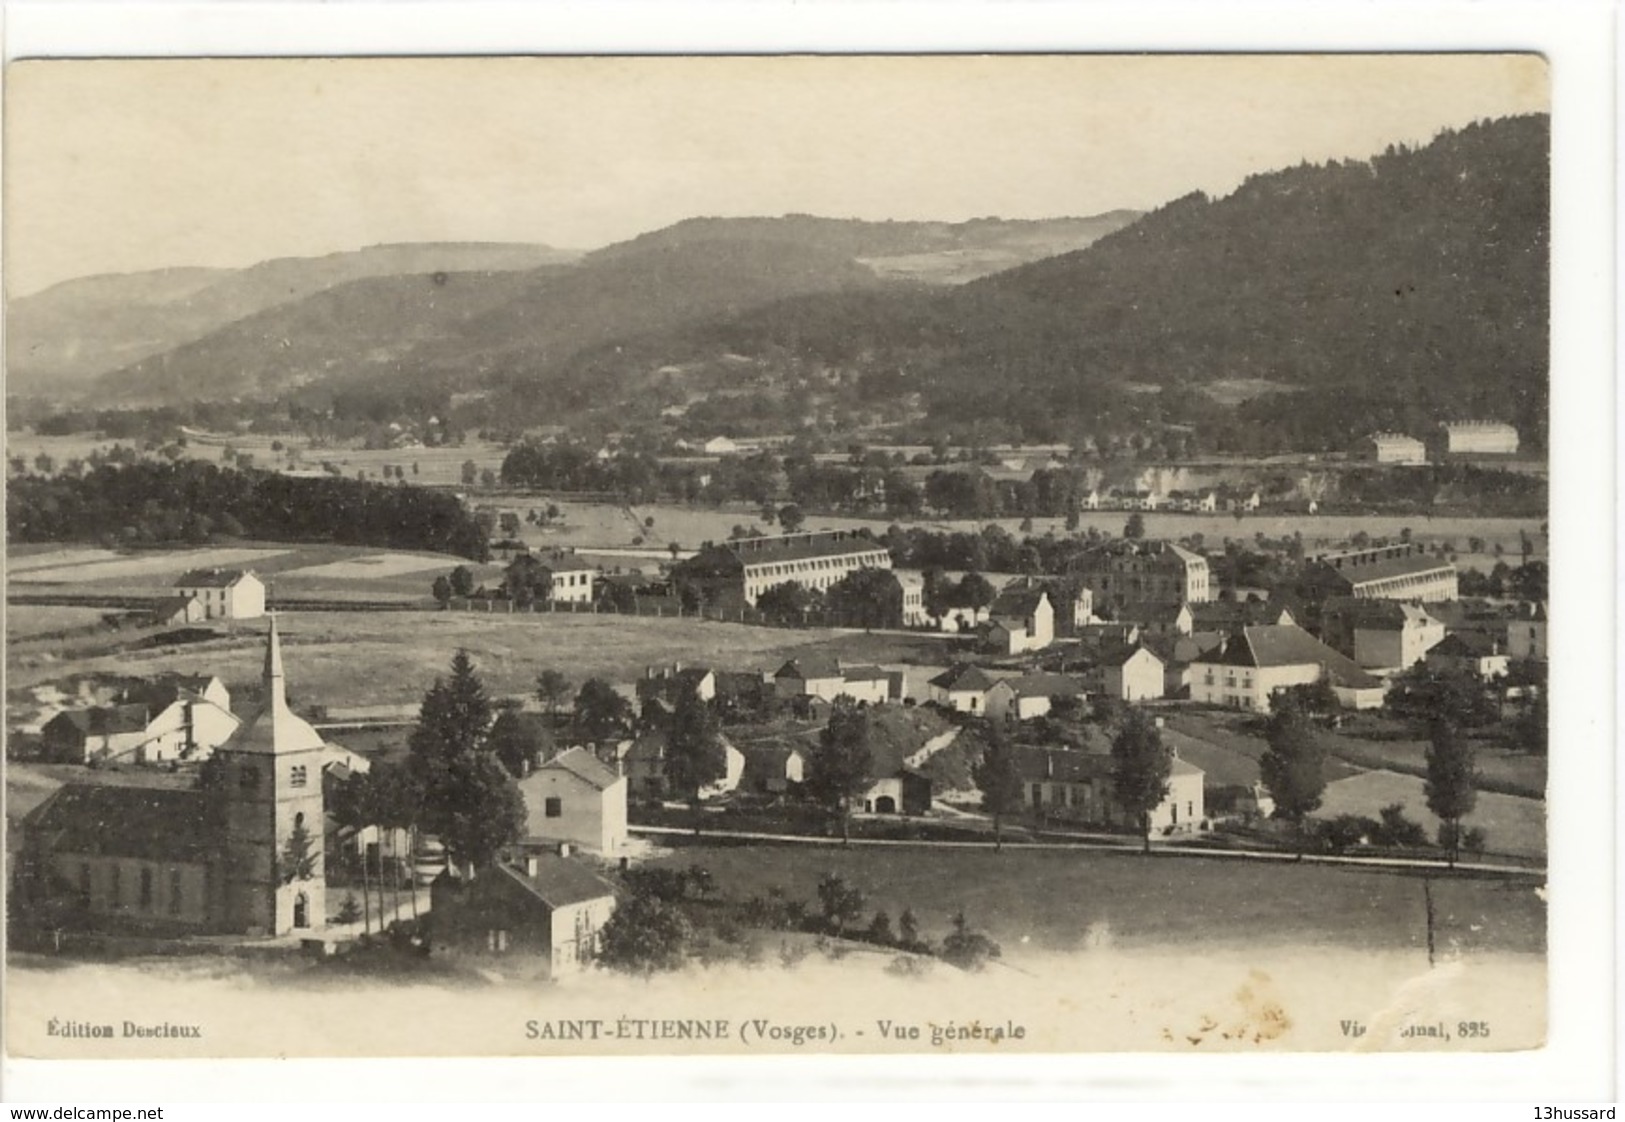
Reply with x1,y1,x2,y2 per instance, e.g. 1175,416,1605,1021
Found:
11,415,1548,981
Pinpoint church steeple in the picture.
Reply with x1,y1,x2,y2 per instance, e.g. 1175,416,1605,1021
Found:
220,615,325,756
263,612,286,706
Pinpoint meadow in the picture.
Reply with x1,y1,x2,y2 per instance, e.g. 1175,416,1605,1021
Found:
642,842,1546,958
4,607,953,713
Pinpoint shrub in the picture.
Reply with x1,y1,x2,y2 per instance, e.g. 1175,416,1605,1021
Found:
1320,814,1374,853
1371,803,1429,848
939,911,1002,971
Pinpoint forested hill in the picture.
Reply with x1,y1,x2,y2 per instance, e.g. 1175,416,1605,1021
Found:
532,115,1549,453
941,114,1550,448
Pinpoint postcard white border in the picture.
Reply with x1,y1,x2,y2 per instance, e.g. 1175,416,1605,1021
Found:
0,0,1616,1105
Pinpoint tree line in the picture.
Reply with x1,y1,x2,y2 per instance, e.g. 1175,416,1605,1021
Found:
6,460,490,560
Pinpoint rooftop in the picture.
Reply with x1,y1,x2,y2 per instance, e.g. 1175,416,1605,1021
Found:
174,568,253,589
24,784,215,865
928,664,998,692
499,855,618,909
725,530,889,567
535,746,621,791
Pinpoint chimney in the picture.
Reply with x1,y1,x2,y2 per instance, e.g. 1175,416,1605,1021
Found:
1045,754,1054,779
557,842,572,859
525,853,540,877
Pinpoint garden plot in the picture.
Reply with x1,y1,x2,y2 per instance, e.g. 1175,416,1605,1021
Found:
9,547,290,585
281,552,454,581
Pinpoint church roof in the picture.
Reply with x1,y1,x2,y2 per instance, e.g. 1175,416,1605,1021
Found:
24,784,214,865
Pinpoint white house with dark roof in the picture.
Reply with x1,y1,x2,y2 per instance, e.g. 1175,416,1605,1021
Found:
984,673,1086,724
429,850,617,978
1099,644,1167,702
173,569,265,620
1016,747,1205,836
1505,601,1548,661
516,747,628,854
927,664,999,714
1190,624,1387,713
1424,632,1511,681
539,559,597,605
40,675,240,765
986,586,1054,654
1362,432,1428,465
1321,598,1446,671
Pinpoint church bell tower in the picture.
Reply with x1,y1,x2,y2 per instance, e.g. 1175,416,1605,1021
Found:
213,615,328,935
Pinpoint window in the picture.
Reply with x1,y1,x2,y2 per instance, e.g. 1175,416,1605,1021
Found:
290,765,307,788
487,930,509,953
545,797,562,818
169,869,184,915
110,865,122,905
139,867,153,910
79,863,92,903
1031,783,1043,807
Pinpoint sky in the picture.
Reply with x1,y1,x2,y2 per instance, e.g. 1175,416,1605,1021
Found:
4,54,1548,295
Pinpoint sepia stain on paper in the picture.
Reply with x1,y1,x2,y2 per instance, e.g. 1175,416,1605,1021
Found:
5,53,1550,1061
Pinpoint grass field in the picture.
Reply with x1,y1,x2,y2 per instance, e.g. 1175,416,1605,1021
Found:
4,609,951,712
1316,771,1547,860
1,605,114,638
642,843,1545,958
1162,710,1545,859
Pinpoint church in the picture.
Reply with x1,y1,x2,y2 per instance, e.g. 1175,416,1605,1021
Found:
19,617,330,937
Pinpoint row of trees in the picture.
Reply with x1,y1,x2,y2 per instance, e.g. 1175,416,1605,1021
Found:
8,460,489,560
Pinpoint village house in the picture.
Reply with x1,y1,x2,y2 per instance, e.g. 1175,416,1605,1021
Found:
892,570,930,628
701,436,740,456
515,747,629,855
148,594,207,628
173,569,266,621
1113,601,1194,639
1361,432,1428,465
857,735,932,815
1425,632,1511,681
635,664,717,708
1320,598,1446,671
772,656,888,706
860,769,933,816
1188,600,1297,631
985,586,1054,655
1189,624,1387,713
983,673,1087,724
1217,486,1262,513
540,559,597,605
1504,601,1548,661
621,729,745,802
39,675,239,766
926,664,999,714
1305,544,1459,604
999,575,1094,635
673,529,893,612
737,739,807,796
1432,420,1520,458
1071,539,1213,612
1141,632,1226,698
1095,644,1167,702
1015,747,1205,836
429,850,617,979
19,618,331,936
